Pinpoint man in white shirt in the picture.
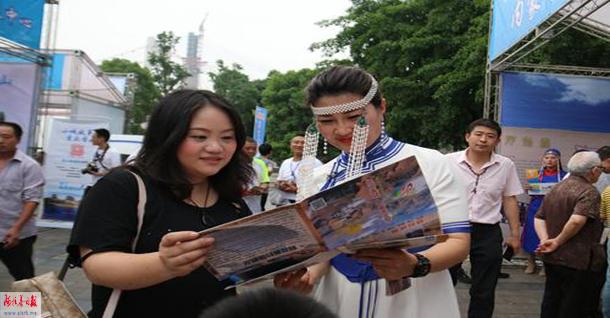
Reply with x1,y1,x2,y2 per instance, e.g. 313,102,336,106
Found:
86,128,121,186
276,134,321,206
446,118,523,318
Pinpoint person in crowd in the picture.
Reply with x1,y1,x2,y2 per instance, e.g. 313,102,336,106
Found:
597,146,610,318
242,137,270,213
597,146,610,192
522,148,566,274
276,134,321,206
258,143,278,174
86,128,121,186
0,122,44,281
446,118,523,318
275,66,470,317
601,185,610,318
199,288,337,318
258,143,278,210
67,90,254,318
535,151,605,318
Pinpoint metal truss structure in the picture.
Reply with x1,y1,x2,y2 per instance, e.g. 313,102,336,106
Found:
484,0,610,120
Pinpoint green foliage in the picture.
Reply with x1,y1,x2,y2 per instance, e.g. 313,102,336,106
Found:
147,31,191,96
209,60,263,134
260,68,319,161
524,28,610,68
99,58,160,134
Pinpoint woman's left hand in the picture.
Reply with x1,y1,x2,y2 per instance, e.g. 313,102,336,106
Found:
351,248,418,280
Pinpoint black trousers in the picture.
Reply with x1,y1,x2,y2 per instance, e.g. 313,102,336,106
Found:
541,262,603,318
468,223,503,318
0,235,36,280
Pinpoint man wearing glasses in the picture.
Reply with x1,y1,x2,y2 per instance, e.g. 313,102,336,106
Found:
534,151,604,318
446,118,523,318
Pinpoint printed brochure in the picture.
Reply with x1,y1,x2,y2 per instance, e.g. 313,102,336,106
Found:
199,156,446,286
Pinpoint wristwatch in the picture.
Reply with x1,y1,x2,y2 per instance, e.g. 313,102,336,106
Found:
411,253,431,278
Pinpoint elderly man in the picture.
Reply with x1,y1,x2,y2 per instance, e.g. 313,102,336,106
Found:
535,151,605,318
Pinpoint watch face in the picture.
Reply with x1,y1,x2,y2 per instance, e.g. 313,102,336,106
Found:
413,254,431,277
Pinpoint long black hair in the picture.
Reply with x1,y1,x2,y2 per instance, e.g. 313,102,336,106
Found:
305,66,382,108
133,90,253,201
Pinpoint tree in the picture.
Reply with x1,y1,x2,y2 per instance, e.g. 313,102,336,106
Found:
260,68,324,161
209,60,262,134
148,31,190,96
99,58,160,134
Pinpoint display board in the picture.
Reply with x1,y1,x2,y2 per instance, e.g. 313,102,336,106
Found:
498,71,610,183
39,119,109,228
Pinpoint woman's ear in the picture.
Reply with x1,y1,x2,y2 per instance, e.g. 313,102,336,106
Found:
380,98,387,116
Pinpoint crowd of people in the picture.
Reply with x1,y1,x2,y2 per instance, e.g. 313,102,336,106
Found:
1,65,609,318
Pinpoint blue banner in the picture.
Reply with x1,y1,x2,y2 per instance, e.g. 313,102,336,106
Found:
500,72,610,133
0,0,45,49
488,0,570,62
253,106,268,146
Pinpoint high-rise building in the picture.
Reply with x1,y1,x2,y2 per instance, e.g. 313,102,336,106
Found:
183,19,206,89
184,32,200,89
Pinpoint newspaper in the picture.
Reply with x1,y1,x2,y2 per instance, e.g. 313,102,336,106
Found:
525,169,558,195
199,155,446,286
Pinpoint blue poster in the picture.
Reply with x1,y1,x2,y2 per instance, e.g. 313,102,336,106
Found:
0,0,45,49
488,0,570,62
253,106,268,146
500,72,610,133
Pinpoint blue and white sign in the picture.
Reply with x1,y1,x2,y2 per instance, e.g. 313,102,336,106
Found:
0,0,45,49
253,106,268,146
488,0,570,62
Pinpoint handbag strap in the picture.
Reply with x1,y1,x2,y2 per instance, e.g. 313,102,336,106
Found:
102,171,147,318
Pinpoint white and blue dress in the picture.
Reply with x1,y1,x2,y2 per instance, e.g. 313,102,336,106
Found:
308,135,471,318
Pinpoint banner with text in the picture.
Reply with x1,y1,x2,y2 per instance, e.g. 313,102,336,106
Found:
498,71,610,189
40,119,109,228
498,127,610,186
489,0,570,62
253,106,268,147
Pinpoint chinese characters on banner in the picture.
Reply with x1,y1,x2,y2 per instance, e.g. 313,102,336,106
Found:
498,127,610,187
39,119,109,227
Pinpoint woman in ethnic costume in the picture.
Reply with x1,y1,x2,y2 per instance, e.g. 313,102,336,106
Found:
275,66,471,318
522,148,566,274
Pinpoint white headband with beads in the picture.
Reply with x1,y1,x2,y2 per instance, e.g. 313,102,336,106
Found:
309,76,378,116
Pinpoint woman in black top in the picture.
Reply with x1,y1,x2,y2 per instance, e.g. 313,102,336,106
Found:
68,90,253,317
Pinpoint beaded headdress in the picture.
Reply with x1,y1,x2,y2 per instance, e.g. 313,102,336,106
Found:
539,148,563,183
297,75,377,200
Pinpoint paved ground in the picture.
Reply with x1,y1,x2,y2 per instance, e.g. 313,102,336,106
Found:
0,227,546,317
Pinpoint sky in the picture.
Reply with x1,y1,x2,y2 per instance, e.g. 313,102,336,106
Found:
53,0,352,87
